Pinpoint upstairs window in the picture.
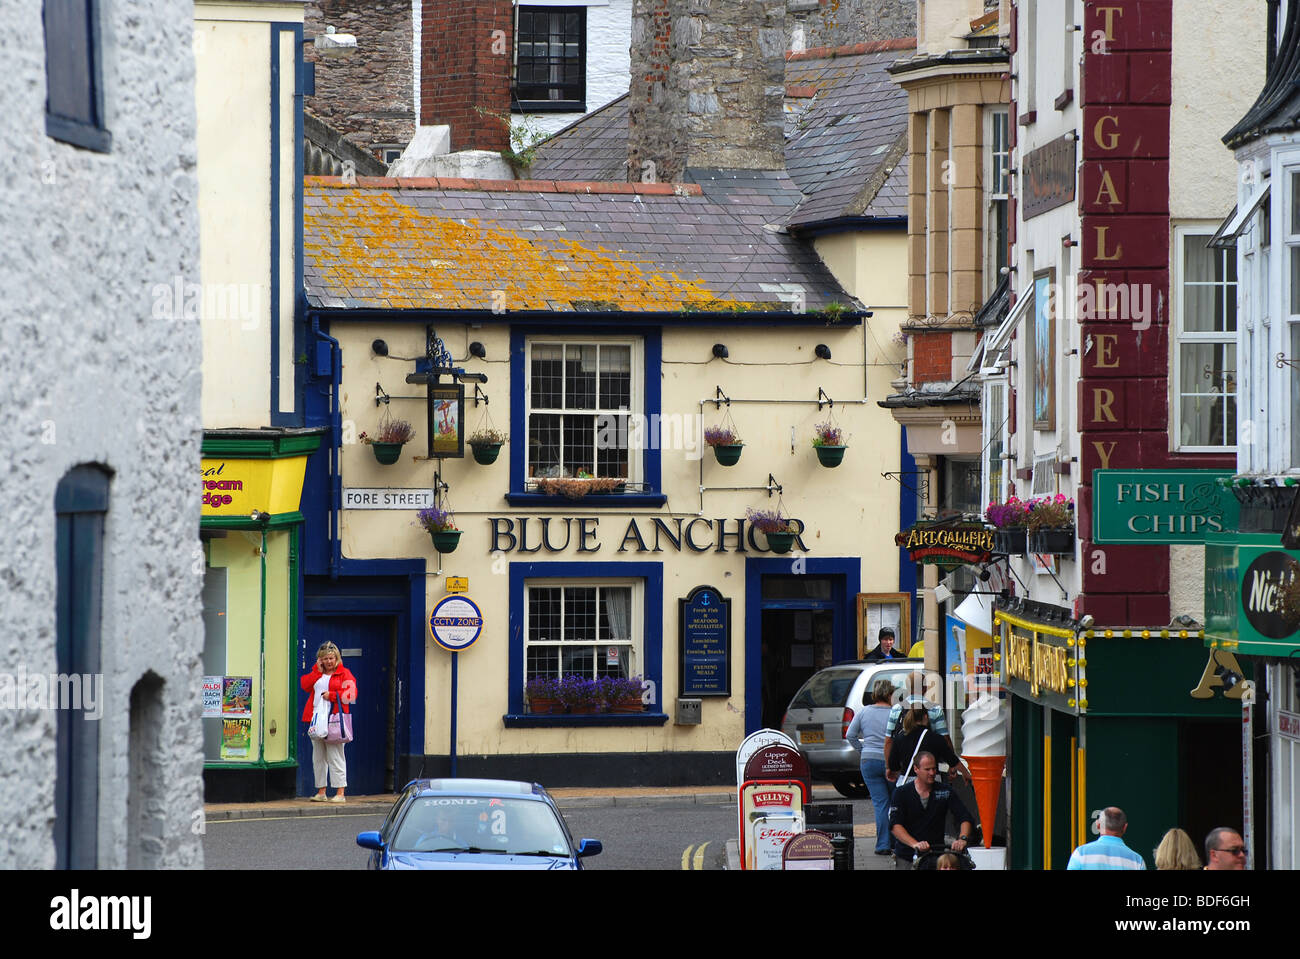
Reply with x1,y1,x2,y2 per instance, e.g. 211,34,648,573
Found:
1174,228,1237,451
44,0,111,152
985,108,1010,297
513,6,586,111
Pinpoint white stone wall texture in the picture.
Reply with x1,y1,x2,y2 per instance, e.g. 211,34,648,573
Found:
0,0,206,867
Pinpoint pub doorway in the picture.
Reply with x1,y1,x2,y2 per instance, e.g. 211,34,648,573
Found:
759,575,837,730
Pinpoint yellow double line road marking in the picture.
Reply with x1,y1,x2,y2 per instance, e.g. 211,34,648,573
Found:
680,841,711,870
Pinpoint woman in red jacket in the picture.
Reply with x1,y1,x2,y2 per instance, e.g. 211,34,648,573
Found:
300,641,358,803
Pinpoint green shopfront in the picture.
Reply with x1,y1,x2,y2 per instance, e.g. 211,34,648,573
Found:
1205,529,1300,869
994,599,1239,870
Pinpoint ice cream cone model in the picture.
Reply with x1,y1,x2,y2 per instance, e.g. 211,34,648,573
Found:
961,693,1007,848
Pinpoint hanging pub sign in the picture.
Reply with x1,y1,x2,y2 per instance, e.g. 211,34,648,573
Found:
680,585,731,696
895,523,994,565
429,383,465,459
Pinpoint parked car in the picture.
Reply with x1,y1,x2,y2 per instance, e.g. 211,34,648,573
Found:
781,660,924,798
356,778,603,870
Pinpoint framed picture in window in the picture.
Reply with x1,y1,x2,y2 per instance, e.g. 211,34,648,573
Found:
430,383,465,458
1032,270,1056,431
856,593,911,657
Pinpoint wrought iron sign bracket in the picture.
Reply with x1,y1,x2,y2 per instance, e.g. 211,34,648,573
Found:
881,470,930,500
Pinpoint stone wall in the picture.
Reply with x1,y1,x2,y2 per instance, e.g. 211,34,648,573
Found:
791,0,916,48
306,0,417,158
0,0,204,867
628,0,787,183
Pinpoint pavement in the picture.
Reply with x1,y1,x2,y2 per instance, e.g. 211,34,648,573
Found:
204,783,896,870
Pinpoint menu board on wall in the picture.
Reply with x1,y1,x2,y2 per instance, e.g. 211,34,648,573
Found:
679,585,731,697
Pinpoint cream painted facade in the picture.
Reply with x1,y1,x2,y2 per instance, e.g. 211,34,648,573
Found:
333,316,907,765
195,1,304,427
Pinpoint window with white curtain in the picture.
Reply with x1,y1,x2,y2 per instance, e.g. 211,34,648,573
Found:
525,581,639,682
1174,227,1237,451
526,338,638,482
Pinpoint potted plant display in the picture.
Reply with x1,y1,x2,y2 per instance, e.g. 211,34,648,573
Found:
524,676,561,715
746,506,798,554
557,675,601,714
811,420,847,467
704,425,744,466
986,497,1029,555
599,675,646,713
361,418,416,465
467,427,508,465
416,505,461,554
1026,494,1076,555
532,472,627,498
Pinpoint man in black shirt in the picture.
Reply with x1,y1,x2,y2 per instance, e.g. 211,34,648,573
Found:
864,626,904,660
889,751,975,865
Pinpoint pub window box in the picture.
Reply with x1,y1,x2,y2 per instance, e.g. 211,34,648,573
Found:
1028,527,1075,556
509,330,665,507
986,498,1029,555
994,527,1028,555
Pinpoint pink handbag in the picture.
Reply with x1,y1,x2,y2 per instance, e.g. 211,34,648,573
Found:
326,698,353,744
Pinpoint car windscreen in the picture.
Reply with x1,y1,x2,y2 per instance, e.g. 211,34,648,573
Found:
788,668,862,709
391,796,573,856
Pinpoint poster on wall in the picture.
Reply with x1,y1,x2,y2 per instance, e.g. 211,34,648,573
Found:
202,677,223,718
221,718,252,759
222,677,252,716
1032,271,1056,430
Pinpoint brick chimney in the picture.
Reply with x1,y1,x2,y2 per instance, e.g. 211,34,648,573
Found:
420,0,513,152
627,0,787,184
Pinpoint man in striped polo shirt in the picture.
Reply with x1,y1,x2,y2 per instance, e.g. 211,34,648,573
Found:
1066,807,1146,870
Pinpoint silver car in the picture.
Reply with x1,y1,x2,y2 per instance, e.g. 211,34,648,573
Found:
781,660,923,798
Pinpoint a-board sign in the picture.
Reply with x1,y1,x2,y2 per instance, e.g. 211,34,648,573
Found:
679,585,731,696
429,595,484,652
783,830,835,871
743,744,811,800
740,780,807,871
734,728,797,786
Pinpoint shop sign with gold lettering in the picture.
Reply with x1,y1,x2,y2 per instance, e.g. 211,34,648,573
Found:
998,624,1080,713
894,523,994,566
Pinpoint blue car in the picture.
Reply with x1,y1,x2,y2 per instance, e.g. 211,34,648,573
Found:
356,778,603,870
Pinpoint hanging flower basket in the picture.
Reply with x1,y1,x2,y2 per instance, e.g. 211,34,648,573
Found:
467,428,507,465
747,506,796,554
470,443,502,465
430,530,462,553
705,424,743,466
811,420,847,468
813,445,847,468
361,417,415,467
370,442,404,465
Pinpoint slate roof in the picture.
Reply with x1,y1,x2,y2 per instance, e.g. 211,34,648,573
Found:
1224,1,1300,149
302,175,856,312
527,39,915,230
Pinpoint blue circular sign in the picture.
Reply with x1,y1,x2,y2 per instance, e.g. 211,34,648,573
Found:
429,595,484,651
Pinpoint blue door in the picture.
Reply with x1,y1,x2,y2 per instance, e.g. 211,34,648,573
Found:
298,616,394,797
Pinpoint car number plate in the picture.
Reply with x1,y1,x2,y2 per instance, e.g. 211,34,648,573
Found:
799,728,824,744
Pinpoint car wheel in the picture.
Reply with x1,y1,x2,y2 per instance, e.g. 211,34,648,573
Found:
831,777,870,799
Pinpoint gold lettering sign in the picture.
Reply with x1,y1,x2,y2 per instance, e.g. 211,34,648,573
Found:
1004,630,1070,698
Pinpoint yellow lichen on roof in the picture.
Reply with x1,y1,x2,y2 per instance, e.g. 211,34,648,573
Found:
304,191,745,312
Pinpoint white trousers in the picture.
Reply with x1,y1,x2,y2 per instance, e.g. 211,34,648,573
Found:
311,738,347,788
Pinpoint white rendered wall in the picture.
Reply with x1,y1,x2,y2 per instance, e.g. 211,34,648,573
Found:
0,0,205,867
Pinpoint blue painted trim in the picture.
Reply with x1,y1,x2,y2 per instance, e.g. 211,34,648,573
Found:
507,560,663,720
509,325,663,498
314,308,865,327
269,22,306,427
743,557,860,736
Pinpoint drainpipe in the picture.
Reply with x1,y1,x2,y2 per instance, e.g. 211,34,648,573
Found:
310,312,343,579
